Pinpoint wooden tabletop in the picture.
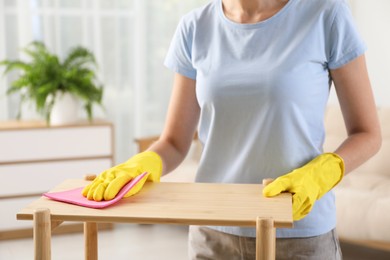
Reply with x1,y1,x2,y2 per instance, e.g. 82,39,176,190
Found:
17,179,293,228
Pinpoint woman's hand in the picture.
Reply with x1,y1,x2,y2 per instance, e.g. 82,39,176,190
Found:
263,153,344,221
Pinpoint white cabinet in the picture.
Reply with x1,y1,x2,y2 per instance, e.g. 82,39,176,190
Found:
0,120,114,239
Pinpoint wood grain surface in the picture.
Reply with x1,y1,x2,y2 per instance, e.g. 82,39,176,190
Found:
17,179,293,228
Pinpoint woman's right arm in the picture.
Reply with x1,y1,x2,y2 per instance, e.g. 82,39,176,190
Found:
148,73,200,175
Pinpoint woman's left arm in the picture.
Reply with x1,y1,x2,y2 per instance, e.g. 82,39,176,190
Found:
330,54,382,174
263,55,380,220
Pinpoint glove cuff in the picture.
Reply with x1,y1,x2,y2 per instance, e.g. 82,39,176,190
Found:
127,151,163,182
322,152,345,187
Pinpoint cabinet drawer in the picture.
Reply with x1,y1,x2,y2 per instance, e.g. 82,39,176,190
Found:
0,197,85,232
0,126,112,163
0,196,39,230
0,158,112,197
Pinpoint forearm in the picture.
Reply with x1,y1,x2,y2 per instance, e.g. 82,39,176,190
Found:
146,73,199,176
330,55,382,175
148,137,192,176
334,131,381,175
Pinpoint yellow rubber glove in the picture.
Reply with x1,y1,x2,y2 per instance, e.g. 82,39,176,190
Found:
263,153,344,221
82,151,162,201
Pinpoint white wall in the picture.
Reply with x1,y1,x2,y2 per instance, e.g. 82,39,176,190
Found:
354,0,390,107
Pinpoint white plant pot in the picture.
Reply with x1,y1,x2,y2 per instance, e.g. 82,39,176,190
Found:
50,92,79,125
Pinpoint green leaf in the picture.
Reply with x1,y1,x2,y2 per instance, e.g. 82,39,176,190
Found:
63,46,97,69
1,60,31,75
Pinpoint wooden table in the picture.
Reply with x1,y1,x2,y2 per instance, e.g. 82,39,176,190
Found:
17,179,292,260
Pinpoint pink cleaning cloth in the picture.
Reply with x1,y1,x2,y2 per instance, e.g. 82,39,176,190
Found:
43,172,149,209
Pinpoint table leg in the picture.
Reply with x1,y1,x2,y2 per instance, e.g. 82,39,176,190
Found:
84,222,98,260
33,208,51,260
256,217,276,260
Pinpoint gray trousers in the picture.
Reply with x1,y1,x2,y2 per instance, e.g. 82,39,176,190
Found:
189,226,342,260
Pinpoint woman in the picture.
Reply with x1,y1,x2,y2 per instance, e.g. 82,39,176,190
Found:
83,0,381,259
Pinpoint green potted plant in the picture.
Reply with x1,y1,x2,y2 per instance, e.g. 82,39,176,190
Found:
0,41,103,125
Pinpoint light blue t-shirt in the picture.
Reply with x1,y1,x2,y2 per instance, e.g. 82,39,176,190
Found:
164,0,366,238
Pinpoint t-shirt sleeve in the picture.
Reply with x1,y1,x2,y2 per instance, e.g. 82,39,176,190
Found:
164,17,197,80
327,0,367,69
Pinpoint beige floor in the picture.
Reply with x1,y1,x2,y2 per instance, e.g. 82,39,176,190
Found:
0,224,189,260
1,224,390,260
